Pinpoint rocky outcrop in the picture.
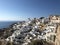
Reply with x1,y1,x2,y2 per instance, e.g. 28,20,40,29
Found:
55,24,60,45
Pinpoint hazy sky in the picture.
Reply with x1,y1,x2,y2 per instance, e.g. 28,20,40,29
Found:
0,0,60,21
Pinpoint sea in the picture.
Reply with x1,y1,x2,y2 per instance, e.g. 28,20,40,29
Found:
0,21,18,29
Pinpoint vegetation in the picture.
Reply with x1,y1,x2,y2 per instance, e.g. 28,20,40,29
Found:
28,40,55,45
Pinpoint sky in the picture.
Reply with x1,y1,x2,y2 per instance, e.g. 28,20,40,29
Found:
0,0,60,21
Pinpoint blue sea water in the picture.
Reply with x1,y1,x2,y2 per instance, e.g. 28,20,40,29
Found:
0,21,18,29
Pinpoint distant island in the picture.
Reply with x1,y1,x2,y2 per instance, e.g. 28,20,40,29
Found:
0,15,60,45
